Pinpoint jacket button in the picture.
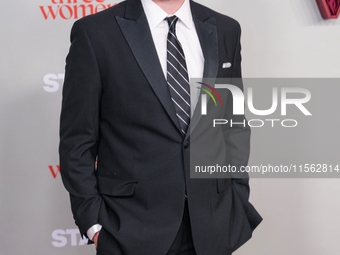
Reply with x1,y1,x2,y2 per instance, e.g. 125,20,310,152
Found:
183,141,189,148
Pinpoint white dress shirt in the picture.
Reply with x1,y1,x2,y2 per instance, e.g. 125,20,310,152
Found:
141,0,204,115
87,0,204,241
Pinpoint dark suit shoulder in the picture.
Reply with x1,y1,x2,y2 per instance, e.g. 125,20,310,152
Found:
191,1,241,31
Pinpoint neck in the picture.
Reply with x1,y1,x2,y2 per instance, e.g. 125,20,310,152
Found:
152,0,185,14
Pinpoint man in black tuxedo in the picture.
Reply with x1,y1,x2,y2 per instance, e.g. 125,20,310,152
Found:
59,0,262,254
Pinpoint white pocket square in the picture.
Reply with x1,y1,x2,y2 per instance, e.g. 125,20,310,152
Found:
222,62,232,68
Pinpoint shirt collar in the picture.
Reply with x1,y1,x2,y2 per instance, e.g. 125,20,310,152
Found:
141,0,194,30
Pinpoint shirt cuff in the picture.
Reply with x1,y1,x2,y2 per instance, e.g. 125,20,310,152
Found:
87,224,102,241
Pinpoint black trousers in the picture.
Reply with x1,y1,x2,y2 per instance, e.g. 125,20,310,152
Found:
166,201,196,255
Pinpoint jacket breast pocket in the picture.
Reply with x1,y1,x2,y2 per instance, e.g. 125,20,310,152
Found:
218,62,232,77
97,175,138,197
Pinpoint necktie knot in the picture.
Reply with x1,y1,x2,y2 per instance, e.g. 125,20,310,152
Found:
166,16,179,34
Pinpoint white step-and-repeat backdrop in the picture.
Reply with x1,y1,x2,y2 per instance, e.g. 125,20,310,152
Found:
1,1,340,254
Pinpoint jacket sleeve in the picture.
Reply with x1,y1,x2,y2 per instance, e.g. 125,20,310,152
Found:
223,21,262,232
59,19,102,237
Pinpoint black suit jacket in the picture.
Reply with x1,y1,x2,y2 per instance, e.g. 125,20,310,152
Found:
59,0,262,254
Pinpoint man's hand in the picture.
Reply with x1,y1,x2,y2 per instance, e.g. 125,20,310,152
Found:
93,231,100,248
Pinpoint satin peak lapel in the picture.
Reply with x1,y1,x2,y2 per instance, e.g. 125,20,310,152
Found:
115,0,182,133
186,9,218,140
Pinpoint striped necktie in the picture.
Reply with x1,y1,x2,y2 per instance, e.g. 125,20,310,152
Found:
166,16,191,135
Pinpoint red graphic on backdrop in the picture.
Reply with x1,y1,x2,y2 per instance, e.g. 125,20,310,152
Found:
49,160,97,178
316,0,340,19
39,0,116,20
49,165,60,179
